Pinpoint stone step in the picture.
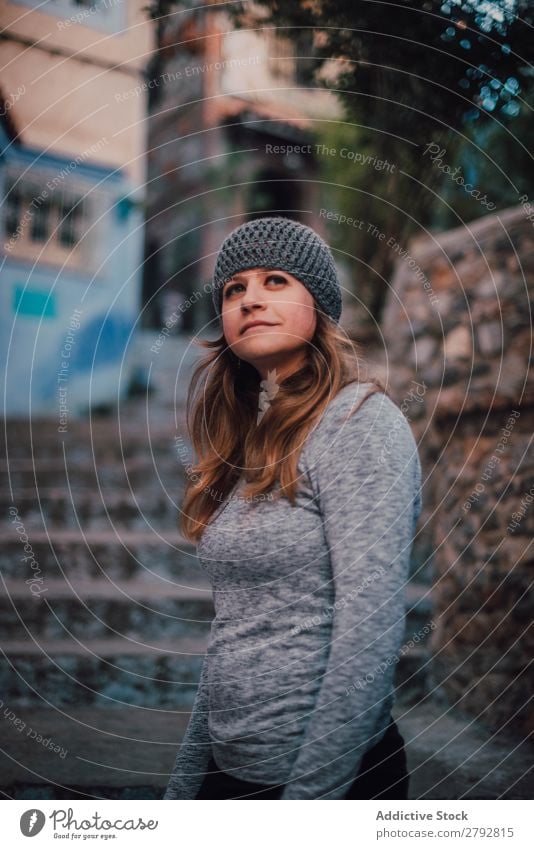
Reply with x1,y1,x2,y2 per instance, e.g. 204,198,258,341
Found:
2,421,188,459
0,575,431,646
394,644,432,703
399,584,435,701
0,528,200,580
0,456,186,489
2,485,186,528
0,705,188,798
0,635,429,712
0,637,209,708
2,442,185,468
396,693,534,800
0,578,214,641
1,694,531,800
405,581,435,628
2,520,434,587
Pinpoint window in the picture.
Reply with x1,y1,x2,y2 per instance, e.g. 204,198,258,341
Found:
2,168,90,267
4,179,23,239
29,194,52,242
58,193,85,247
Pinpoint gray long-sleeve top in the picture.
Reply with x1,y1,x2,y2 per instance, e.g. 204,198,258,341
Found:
163,382,423,800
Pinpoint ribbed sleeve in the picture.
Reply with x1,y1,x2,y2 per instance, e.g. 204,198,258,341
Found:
162,652,213,799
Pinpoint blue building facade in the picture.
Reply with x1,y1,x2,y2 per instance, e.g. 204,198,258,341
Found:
0,0,152,418
0,120,145,418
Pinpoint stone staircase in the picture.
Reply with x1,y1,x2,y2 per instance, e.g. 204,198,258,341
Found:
0,332,437,799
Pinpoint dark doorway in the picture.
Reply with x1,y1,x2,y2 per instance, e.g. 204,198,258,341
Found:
247,169,303,220
141,236,163,329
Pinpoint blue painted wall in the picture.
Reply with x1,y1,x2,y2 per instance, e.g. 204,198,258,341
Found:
1,122,145,418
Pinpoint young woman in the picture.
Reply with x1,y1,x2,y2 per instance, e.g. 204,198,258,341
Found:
163,216,422,800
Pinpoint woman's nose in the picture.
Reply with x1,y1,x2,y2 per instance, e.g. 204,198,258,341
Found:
240,282,265,310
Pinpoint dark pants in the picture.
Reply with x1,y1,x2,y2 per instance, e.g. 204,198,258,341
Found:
196,715,409,799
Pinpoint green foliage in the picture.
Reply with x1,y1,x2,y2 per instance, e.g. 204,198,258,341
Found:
230,0,533,209
312,120,414,316
229,0,534,320
150,1,534,323
234,1,533,142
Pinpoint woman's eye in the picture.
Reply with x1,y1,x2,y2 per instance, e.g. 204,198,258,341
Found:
224,275,286,297
224,282,243,298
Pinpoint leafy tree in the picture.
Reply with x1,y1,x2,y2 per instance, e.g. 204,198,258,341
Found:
146,1,533,323
230,0,534,319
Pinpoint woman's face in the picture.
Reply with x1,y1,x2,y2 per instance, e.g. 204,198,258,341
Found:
221,267,317,379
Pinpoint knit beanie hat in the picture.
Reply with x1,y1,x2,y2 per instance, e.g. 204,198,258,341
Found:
211,217,342,323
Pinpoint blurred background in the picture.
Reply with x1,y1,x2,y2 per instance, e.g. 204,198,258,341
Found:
1,0,533,799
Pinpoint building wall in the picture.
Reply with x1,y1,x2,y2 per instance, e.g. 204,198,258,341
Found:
2,0,151,186
1,0,154,416
144,3,341,332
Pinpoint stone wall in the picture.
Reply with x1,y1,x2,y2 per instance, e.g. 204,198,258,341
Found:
382,205,534,736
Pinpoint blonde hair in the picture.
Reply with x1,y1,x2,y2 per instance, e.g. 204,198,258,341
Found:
179,311,387,543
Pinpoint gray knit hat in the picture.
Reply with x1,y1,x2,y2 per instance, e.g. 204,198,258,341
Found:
211,216,342,323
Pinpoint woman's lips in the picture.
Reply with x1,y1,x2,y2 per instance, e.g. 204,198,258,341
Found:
241,323,277,334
